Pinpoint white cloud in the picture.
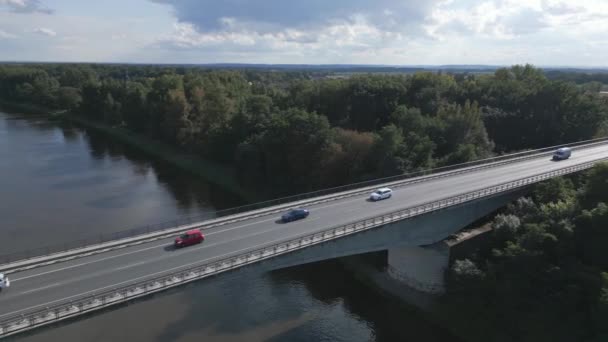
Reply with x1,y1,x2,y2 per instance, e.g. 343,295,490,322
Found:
150,0,441,34
32,27,56,36
0,29,16,39
0,0,52,14
1,0,608,66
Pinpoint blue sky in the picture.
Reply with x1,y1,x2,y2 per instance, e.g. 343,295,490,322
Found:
1,0,607,66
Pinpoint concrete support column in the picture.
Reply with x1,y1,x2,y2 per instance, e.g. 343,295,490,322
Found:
387,242,449,294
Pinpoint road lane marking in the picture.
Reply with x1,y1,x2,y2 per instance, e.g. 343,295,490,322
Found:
0,220,339,319
19,283,62,295
11,203,345,281
113,261,146,272
11,242,170,282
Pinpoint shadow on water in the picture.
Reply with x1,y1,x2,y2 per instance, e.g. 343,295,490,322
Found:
266,259,462,342
148,257,461,342
64,122,245,212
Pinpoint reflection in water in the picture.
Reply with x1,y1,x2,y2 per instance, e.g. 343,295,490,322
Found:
75,124,241,212
0,112,243,255
19,260,459,342
1,111,458,342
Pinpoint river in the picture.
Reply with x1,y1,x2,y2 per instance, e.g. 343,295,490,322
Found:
0,111,458,342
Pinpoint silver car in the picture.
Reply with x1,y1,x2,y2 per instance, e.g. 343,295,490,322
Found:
370,187,393,201
0,272,10,292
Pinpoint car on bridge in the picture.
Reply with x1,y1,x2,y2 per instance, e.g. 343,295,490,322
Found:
553,147,572,160
370,187,393,201
174,229,205,248
281,208,310,222
0,272,9,292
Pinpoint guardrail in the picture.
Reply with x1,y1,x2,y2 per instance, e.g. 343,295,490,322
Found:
1,158,604,338
1,137,607,266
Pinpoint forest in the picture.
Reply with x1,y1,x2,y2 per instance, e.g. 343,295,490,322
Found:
0,63,606,197
443,164,608,342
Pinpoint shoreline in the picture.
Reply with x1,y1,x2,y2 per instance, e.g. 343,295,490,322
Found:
0,101,256,202
61,114,256,202
339,255,469,342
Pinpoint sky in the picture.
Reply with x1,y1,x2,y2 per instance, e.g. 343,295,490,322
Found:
0,0,607,66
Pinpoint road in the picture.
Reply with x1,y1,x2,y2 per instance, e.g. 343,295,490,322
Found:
1,143,608,319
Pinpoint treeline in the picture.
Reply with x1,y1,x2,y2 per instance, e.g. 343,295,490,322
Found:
545,70,608,86
0,64,607,195
443,164,608,342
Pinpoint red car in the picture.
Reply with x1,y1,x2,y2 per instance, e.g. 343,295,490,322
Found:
174,229,205,248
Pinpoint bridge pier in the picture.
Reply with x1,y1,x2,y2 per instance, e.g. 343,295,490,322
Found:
387,243,449,294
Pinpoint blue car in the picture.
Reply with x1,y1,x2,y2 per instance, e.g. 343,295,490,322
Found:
281,208,310,222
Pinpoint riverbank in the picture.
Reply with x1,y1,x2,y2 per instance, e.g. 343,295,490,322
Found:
62,114,257,202
0,99,65,116
0,102,256,202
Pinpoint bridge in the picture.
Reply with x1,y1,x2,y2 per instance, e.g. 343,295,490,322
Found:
1,139,608,337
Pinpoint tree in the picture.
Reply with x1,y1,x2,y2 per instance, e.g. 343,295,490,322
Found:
102,93,122,125
447,259,486,293
507,197,539,222
493,214,521,243
575,202,608,268
325,128,375,184
244,94,273,116
235,108,335,194
533,177,576,204
122,83,149,133
517,223,558,253
594,273,608,337
371,124,407,177
434,100,494,163
581,162,608,209
56,86,82,110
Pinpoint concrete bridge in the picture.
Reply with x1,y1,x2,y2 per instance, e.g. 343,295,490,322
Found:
1,140,608,338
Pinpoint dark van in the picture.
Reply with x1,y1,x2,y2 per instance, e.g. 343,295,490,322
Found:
553,147,572,160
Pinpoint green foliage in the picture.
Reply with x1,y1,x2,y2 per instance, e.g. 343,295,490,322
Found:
492,214,521,243
475,65,607,151
442,164,608,342
534,177,576,204
575,203,608,269
0,64,607,197
580,162,608,209
507,197,540,221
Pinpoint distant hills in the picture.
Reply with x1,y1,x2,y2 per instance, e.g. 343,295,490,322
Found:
1,61,607,74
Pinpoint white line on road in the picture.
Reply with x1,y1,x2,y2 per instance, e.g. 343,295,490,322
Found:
10,198,355,282
11,242,170,282
19,283,62,295
0,223,331,319
113,261,146,272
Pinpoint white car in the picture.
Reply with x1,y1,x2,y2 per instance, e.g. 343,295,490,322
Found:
370,187,393,201
0,272,9,292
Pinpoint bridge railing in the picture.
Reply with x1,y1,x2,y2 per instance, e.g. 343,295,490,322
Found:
1,137,607,266
1,158,605,338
